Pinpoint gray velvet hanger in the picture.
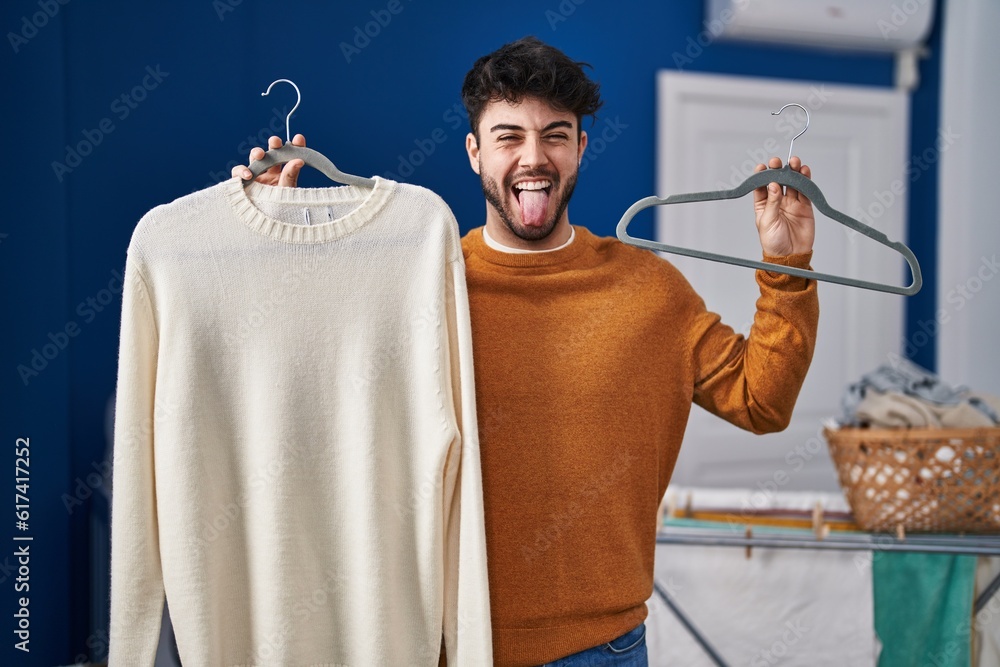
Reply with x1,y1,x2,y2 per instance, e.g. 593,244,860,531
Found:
242,79,375,189
616,104,922,296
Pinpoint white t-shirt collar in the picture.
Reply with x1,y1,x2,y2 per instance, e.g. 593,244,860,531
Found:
482,225,576,254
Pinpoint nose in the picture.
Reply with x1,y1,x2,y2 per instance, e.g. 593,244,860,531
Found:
518,135,548,170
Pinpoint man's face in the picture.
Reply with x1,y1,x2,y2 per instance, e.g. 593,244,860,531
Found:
466,96,587,243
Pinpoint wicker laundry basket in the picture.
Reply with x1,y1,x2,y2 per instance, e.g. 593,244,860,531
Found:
824,426,1000,533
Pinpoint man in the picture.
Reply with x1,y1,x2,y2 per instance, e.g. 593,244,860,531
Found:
235,35,817,667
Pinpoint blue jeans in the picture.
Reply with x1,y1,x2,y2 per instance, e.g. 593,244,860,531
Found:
538,623,648,666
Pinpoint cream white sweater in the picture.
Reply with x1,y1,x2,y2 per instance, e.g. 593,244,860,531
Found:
109,176,492,666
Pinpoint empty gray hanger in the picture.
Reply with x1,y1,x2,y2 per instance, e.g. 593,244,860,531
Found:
242,78,375,189
616,104,922,296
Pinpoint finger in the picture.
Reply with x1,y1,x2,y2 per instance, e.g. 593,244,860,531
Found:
231,164,254,180
279,159,304,188
785,156,800,201
235,146,266,181
759,181,783,228
753,162,768,205
277,135,306,187
797,164,813,205
765,156,789,200
783,157,814,201
265,135,284,177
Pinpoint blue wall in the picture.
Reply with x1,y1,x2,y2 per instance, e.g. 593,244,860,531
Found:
1,0,940,663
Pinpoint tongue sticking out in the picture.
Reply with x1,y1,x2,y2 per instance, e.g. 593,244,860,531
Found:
517,189,550,227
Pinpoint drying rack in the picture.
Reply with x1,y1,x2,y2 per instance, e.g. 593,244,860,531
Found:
653,524,1000,667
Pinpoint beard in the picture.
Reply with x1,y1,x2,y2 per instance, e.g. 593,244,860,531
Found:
479,164,578,242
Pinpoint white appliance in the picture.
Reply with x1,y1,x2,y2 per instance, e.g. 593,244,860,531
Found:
705,0,934,53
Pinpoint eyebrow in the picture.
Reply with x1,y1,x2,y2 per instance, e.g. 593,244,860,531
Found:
489,120,575,133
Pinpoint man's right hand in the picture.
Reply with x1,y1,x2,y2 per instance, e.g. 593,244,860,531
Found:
231,133,307,187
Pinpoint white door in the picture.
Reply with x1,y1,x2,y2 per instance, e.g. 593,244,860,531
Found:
937,0,1000,395
655,71,910,493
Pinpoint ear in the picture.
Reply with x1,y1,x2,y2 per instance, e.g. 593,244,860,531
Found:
578,130,588,165
465,133,481,174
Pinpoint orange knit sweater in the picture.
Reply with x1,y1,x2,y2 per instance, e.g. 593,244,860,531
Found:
460,225,819,666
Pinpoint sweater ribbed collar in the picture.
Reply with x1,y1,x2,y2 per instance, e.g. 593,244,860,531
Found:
223,175,392,244
464,225,590,268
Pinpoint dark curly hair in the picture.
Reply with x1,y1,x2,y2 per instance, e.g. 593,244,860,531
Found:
461,36,603,141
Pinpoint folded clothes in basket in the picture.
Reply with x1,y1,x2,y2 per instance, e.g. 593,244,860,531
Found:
855,390,999,428
841,357,1000,428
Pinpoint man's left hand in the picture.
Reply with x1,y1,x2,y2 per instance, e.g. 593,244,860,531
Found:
753,156,816,257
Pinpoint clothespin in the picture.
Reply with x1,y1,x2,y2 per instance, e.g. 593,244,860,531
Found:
812,501,829,540
665,493,677,520
684,491,693,519
745,525,753,560
896,524,906,541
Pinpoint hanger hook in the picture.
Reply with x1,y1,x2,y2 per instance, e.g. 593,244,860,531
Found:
770,103,810,166
261,78,301,144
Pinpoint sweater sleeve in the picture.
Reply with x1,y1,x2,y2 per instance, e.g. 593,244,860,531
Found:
690,252,820,434
108,250,163,666
440,256,493,666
